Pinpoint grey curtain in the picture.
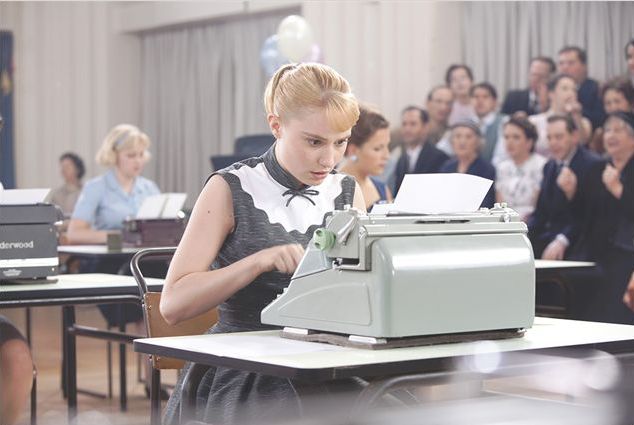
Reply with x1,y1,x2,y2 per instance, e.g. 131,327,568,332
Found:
462,2,634,97
140,9,297,203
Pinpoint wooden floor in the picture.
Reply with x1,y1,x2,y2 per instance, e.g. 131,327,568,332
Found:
1,306,177,425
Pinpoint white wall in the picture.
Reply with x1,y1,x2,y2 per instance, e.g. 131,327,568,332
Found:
0,2,141,188
304,1,463,124
0,1,462,189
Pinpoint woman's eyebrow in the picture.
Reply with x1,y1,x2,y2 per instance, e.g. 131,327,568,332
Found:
301,131,327,141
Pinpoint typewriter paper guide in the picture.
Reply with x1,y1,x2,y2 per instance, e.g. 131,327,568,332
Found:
375,174,493,215
0,189,50,205
135,193,187,219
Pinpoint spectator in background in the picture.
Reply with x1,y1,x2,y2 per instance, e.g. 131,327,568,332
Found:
340,105,393,210
625,39,634,86
425,86,454,146
589,77,634,155
529,74,592,157
440,121,496,208
528,115,600,260
577,112,634,324
49,152,85,218
446,64,477,126
502,56,556,116
393,106,448,195
557,46,605,129
495,116,546,221
438,82,506,162
471,82,507,164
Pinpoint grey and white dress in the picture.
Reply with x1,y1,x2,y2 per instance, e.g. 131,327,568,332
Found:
164,145,356,425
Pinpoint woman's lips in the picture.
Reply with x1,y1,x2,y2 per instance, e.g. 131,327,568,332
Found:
311,171,329,178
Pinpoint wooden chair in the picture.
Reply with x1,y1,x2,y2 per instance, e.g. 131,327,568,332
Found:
131,247,217,425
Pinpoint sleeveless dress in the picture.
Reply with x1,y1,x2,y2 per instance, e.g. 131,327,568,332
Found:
164,145,356,425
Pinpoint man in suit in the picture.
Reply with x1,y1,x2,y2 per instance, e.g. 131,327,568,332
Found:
528,114,600,260
558,46,605,130
471,82,507,164
501,57,556,116
393,106,449,195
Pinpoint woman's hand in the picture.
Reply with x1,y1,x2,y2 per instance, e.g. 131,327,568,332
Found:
622,271,634,312
257,244,305,275
602,164,624,199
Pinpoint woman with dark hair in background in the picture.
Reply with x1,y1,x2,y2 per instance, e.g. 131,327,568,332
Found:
340,104,393,210
589,76,634,155
49,152,85,218
529,74,593,156
495,116,547,221
446,64,477,126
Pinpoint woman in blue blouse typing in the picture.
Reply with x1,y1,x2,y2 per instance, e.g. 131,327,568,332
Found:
340,105,393,210
68,124,159,244
440,121,497,208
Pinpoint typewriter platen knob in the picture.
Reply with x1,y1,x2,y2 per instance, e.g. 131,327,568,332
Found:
313,228,336,251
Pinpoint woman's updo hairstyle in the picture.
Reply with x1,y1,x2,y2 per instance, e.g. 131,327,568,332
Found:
348,104,389,148
264,63,360,132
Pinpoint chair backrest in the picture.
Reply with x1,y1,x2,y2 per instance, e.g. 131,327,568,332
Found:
234,134,275,156
210,153,250,172
131,247,218,369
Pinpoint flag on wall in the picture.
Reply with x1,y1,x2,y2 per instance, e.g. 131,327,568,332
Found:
0,31,15,189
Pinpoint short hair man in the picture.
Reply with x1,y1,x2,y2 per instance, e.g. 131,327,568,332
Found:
528,115,600,260
392,105,449,195
501,57,556,116
557,46,605,129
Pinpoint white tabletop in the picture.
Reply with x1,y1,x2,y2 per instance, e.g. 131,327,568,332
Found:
58,245,141,255
134,317,634,376
0,273,164,305
534,260,595,270
0,273,162,293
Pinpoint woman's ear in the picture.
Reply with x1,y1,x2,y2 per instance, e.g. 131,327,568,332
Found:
346,143,360,157
267,114,282,139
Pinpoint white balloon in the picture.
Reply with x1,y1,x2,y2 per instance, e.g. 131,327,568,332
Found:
277,15,314,62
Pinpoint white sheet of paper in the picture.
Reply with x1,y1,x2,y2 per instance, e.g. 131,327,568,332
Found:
368,203,394,215
0,188,51,205
393,173,493,214
135,194,166,219
161,193,187,218
186,334,347,358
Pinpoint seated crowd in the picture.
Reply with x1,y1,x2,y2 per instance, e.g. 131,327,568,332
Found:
356,41,634,325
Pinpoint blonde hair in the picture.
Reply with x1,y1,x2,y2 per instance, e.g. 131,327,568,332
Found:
264,63,360,132
95,124,151,167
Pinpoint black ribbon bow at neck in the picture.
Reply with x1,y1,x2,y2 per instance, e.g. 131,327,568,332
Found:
281,188,320,207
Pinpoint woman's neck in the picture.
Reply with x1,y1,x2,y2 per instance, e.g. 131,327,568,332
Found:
65,178,80,189
512,151,531,166
341,161,370,182
456,94,470,104
457,154,477,173
612,150,634,171
114,168,135,193
549,103,565,115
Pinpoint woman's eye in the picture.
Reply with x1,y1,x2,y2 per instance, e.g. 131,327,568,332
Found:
307,139,321,146
336,139,348,147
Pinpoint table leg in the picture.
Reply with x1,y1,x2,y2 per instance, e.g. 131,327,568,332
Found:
64,306,77,421
118,304,127,411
